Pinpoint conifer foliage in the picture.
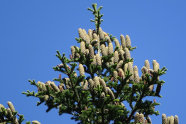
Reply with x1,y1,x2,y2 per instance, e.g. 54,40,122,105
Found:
0,3,179,124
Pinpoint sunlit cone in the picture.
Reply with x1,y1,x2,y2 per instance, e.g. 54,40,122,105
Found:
153,60,160,72
99,78,107,92
50,82,60,92
92,55,97,65
101,44,107,56
116,60,123,69
124,48,131,60
167,117,171,124
108,42,114,55
114,38,120,49
118,68,125,78
162,114,167,124
0,104,5,112
124,63,128,73
32,120,41,124
119,49,125,60
169,116,174,124
7,101,15,112
58,83,64,91
145,60,150,69
79,28,90,44
120,34,126,48
128,62,133,75
138,113,145,123
88,79,95,90
85,49,89,56
37,81,44,91
134,112,140,123
44,95,49,101
80,41,86,54
149,85,154,91
114,51,119,63
106,87,115,99
41,82,47,91
174,115,179,124
105,35,111,43
96,54,102,66
79,64,84,76
93,76,100,87
99,27,105,40
78,28,84,39
125,35,131,48
141,66,148,74
133,66,140,83
45,81,53,90
93,33,99,41
113,71,118,82
88,29,93,40
83,29,91,44
83,80,89,90
89,45,94,59
105,46,108,55
7,108,13,118
71,46,75,59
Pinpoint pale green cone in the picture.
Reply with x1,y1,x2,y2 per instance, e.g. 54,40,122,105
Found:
134,112,139,123
50,82,60,92
138,113,145,123
119,49,125,60
96,54,102,66
120,34,126,48
0,104,5,112
153,60,160,72
92,55,97,65
93,76,100,87
116,60,123,69
88,29,93,40
114,38,120,49
88,79,95,90
128,62,133,77
124,48,131,60
169,116,174,124
113,71,118,82
118,68,125,78
114,51,119,63
125,35,131,48
106,87,115,99
32,120,41,124
108,42,114,55
133,66,140,83
71,46,75,59
89,45,94,59
80,41,86,54
145,60,150,69
7,101,15,113
99,78,107,92
101,44,107,56
174,115,179,124
79,64,85,76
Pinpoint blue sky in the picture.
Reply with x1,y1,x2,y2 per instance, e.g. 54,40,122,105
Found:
0,0,186,123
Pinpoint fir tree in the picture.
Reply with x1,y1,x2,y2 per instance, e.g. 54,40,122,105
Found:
0,3,179,124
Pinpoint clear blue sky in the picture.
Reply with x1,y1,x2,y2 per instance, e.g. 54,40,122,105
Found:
0,0,186,123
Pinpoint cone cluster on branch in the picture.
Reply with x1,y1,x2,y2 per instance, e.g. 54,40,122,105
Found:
162,114,179,124
0,102,40,124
